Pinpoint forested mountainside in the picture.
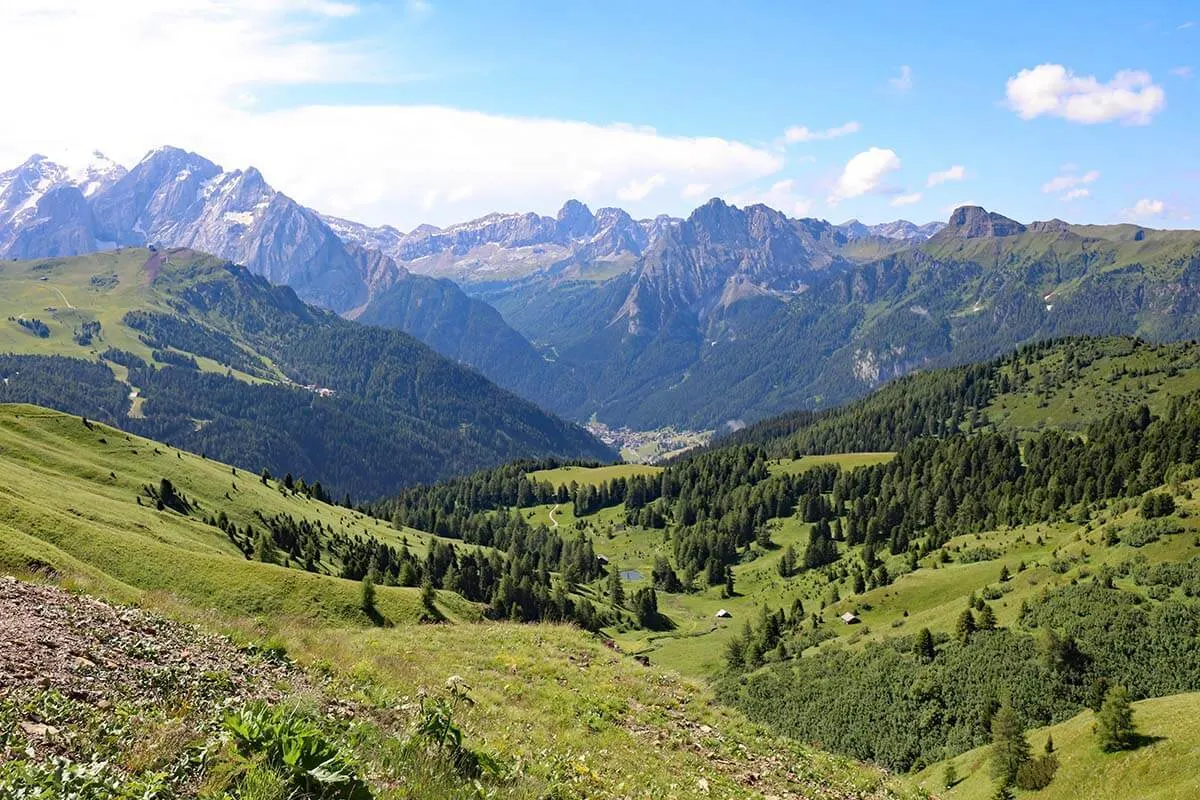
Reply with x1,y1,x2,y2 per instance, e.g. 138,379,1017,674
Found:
0,249,611,498
368,335,1200,796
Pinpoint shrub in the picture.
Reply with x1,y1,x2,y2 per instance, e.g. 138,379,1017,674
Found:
1015,753,1059,790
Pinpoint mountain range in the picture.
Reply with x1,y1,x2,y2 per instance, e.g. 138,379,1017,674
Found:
4,146,1200,433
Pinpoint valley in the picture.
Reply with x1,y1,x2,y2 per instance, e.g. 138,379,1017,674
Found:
4,4,1199,799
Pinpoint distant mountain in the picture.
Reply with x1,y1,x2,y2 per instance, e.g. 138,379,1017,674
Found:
8,146,1200,435
476,205,1200,429
836,218,945,241
0,148,581,413
331,198,664,285
0,249,613,497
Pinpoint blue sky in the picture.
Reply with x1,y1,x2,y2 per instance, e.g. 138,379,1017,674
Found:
0,1,1195,228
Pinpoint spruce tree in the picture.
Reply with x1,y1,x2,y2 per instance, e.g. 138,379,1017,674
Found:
607,567,625,608
990,703,1030,786
1095,685,1137,751
956,609,977,643
917,627,936,662
360,573,377,613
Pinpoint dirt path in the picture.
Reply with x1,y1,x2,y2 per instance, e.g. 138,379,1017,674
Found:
52,287,75,310
549,503,560,529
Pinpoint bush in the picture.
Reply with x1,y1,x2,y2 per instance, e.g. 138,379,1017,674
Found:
1015,753,1059,790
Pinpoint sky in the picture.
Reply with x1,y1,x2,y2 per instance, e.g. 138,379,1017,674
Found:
0,0,1196,230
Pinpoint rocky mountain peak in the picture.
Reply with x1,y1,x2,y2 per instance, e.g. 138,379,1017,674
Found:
941,206,1027,238
555,199,595,239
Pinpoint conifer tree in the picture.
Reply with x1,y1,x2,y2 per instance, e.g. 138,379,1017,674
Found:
360,573,377,613
917,627,936,662
1095,685,1137,751
607,567,625,608
990,703,1030,786
956,609,977,643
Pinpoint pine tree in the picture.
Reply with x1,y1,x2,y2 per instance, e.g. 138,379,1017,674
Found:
253,530,277,564
360,573,377,613
990,703,1031,786
778,544,797,578
977,603,997,630
1095,685,1137,751
421,579,438,616
942,763,957,789
917,627,936,662
723,566,735,598
956,609,977,643
607,567,625,608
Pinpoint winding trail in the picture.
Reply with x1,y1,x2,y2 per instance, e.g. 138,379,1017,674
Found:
549,503,560,529
53,288,75,310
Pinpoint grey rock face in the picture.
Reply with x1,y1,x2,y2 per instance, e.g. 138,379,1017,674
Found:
941,206,1027,238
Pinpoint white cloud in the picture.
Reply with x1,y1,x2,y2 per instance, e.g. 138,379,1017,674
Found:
682,183,711,199
1005,64,1166,125
1042,168,1100,194
1171,66,1194,79
926,165,966,187
0,1,785,228
728,179,813,218
889,65,913,93
891,193,922,207
1124,198,1165,219
617,174,667,202
1180,21,1195,29
783,121,860,143
827,147,902,204
1063,188,1089,201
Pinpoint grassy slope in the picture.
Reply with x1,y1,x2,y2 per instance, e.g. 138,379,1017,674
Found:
0,402,916,799
911,693,1200,800
0,403,475,625
0,249,270,382
530,463,663,487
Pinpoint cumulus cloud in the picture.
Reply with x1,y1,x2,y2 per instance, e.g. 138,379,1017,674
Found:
0,1,785,228
926,165,966,187
783,121,860,143
891,193,922,207
1042,168,1100,195
728,179,813,218
1063,188,1089,201
1124,198,1165,219
682,183,711,199
1005,64,1166,124
889,65,913,93
827,148,902,205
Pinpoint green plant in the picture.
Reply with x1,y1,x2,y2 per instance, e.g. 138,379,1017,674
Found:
404,678,506,781
223,703,371,799
0,756,168,800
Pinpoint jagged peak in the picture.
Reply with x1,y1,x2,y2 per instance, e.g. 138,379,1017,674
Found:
556,198,593,220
